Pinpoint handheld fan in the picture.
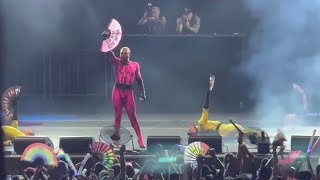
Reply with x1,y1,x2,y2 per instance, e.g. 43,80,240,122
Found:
55,148,78,176
2,86,21,121
89,142,115,169
293,83,307,111
100,19,122,52
55,148,66,160
21,143,58,167
100,125,132,147
278,150,303,166
184,141,210,163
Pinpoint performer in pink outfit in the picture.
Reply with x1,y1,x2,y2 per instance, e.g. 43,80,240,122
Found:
105,47,146,148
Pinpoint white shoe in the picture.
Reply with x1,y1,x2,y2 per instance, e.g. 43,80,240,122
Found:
209,74,215,91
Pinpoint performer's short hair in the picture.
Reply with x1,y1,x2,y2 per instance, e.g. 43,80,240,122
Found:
120,47,131,54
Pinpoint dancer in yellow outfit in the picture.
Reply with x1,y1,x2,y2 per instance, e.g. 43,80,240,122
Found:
2,120,33,145
1,86,34,145
188,75,243,136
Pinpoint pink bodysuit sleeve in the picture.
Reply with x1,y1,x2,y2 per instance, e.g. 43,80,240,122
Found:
107,51,120,66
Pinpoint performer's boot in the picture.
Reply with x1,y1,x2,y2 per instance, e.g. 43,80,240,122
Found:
132,124,145,148
137,137,145,149
126,110,145,148
203,74,215,109
111,127,120,141
209,74,215,92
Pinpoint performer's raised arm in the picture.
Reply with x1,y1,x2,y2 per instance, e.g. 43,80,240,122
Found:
104,51,120,66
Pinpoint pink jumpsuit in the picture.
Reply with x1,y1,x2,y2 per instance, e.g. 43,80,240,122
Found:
108,53,144,145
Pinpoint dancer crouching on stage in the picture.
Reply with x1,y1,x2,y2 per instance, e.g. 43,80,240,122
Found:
104,47,147,148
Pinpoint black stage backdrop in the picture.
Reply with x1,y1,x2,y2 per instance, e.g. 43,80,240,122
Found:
2,0,254,114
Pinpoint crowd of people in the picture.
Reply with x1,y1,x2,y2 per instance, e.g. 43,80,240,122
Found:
5,129,320,180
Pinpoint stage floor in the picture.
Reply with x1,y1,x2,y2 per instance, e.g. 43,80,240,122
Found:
13,112,320,153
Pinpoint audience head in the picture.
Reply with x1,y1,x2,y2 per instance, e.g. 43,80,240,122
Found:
182,8,193,21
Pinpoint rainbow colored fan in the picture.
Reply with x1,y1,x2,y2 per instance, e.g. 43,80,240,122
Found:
21,143,58,167
184,141,210,163
89,142,115,169
2,86,21,121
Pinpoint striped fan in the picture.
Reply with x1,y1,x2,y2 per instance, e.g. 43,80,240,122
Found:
89,142,115,169
2,86,21,121
184,141,210,163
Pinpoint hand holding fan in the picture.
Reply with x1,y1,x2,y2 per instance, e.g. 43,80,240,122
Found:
55,148,78,176
2,86,21,121
89,142,115,169
184,141,210,163
21,143,58,167
100,19,122,52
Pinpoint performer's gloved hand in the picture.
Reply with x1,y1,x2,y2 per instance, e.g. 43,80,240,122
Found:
139,92,146,101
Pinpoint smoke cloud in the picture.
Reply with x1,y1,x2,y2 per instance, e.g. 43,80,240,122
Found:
242,0,320,122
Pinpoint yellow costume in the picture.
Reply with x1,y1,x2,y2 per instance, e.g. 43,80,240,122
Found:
188,75,243,137
2,120,26,145
197,108,243,136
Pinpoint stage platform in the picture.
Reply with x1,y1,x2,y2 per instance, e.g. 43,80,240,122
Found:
13,112,319,151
